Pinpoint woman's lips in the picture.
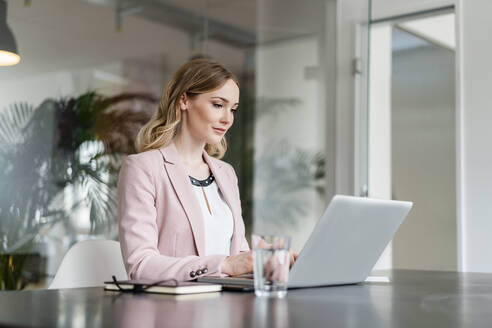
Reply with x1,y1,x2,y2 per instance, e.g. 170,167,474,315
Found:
213,127,226,135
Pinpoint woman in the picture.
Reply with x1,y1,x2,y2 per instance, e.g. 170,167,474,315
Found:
118,59,295,282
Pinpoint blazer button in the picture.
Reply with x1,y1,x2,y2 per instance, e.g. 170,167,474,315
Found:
202,268,208,274
196,270,203,275
190,271,196,278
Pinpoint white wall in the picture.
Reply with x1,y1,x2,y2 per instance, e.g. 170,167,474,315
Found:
457,0,492,272
368,25,393,270
368,25,392,202
336,0,370,196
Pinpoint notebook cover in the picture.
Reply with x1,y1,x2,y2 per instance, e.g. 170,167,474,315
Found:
104,279,222,295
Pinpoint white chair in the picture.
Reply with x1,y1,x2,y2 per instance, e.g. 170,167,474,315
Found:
49,239,128,289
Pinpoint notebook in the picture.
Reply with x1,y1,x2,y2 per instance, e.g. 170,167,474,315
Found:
104,279,222,295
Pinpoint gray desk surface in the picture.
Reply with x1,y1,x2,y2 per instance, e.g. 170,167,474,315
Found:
1,270,492,328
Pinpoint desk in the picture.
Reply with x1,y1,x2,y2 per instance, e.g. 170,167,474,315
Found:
0,270,491,327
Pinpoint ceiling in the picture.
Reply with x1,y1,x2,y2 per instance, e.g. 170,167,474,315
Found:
398,13,455,50
164,0,256,33
1,0,255,82
1,0,333,85
392,12,455,52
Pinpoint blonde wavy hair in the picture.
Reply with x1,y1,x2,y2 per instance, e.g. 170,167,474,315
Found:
135,58,239,158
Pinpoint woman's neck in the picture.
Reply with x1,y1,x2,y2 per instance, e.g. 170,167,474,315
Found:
173,132,206,168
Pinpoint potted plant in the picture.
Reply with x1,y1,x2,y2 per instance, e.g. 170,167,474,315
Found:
0,92,155,290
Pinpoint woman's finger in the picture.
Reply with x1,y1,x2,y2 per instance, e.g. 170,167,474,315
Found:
288,252,295,268
293,251,299,260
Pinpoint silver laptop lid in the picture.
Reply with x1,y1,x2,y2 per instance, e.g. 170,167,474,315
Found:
287,195,412,288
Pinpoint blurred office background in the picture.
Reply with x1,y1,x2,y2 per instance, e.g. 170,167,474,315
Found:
0,0,491,290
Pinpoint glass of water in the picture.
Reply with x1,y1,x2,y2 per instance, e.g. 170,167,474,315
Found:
252,234,291,298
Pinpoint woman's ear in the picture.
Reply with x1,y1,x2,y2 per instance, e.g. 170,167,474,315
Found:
179,93,188,111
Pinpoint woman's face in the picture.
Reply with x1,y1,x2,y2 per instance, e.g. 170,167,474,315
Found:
181,79,239,145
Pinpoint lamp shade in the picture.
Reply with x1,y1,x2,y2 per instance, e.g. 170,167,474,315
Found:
0,0,20,66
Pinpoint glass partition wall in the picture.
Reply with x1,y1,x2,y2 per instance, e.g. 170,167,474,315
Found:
254,0,371,252
0,0,370,289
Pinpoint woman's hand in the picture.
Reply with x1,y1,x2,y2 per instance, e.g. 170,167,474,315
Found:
253,236,298,268
220,251,253,276
220,249,298,276
288,250,299,268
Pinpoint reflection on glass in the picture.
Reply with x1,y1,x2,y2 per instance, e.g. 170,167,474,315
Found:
252,297,288,328
254,0,333,252
0,0,255,289
0,92,155,289
0,0,370,290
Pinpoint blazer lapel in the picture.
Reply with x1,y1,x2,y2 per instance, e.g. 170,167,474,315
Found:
159,143,206,256
203,151,242,255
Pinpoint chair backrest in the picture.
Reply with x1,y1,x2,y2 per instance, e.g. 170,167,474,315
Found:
49,239,128,289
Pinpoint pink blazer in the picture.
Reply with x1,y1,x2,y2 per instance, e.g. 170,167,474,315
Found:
117,142,250,282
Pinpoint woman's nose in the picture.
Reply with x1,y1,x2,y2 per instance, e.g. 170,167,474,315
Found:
220,109,233,125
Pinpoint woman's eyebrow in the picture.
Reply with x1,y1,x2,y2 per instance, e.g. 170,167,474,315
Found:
211,96,239,106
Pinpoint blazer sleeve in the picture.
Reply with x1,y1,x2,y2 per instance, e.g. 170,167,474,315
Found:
228,164,251,252
118,155,227,282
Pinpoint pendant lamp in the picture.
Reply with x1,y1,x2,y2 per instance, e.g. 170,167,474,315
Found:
0,0,20,66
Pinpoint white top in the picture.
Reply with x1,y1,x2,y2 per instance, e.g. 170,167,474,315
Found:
191,180,234,256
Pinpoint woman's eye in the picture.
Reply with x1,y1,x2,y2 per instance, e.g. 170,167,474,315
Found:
232,108,238,113
213,103,223,109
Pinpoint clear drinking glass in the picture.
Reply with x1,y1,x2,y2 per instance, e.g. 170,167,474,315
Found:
252,234,291,298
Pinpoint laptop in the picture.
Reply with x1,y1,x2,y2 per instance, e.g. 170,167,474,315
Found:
197,195,413,288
